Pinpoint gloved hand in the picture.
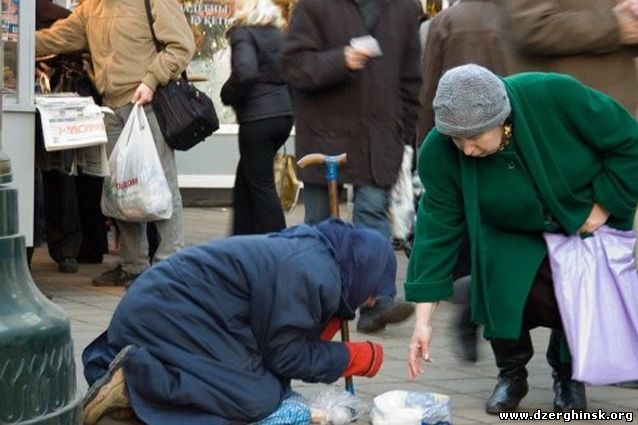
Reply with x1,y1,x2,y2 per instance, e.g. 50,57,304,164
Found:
320,317,341,341
342,341,384,378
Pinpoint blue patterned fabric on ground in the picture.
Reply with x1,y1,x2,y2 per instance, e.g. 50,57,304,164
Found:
253,392,310,425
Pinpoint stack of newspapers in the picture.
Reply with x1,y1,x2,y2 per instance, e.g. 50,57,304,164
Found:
35,93,112,176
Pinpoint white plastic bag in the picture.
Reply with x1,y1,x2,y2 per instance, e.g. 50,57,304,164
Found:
310,388,368,425
389,146,415,241
370,390,451,425
101,104,172,222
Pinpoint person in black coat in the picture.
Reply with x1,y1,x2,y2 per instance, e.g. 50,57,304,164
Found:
81,220,393,424
281,0,420,333
34,0,108,273
221,0,294,235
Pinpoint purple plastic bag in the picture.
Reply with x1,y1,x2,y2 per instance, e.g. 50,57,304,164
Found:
544,226,638,385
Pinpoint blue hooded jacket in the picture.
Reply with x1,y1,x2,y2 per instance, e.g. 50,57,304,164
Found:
82,220,396,424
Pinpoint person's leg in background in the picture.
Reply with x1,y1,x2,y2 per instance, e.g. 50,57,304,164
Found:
42,169,82,273
452,275,479,362
233,117,291,234
142,105,184,264
303,183,332,225
352,185,391,238
146,222,159,261
28,167,47,268
75,174,108,264
451,234,478,362
232,159,254,235
353,185,415,332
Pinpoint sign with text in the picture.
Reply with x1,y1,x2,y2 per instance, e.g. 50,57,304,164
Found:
181,0,236,125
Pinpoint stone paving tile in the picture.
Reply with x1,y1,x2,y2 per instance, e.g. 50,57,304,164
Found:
423,377,496,395
452,407,500,423
25,206,638,424
610,396,638,411
586,385,638,402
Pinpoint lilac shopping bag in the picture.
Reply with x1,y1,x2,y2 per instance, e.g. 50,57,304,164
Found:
544,225,638,385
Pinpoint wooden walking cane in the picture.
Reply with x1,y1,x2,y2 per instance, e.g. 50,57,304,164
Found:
297,153,354,394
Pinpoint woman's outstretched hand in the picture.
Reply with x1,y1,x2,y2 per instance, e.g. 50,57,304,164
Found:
408,302,439,379
579,203,610,234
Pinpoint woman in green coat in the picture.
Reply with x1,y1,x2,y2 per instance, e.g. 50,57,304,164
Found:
405,64,638,414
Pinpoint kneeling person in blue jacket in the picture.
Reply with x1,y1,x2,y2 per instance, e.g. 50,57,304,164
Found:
81,219,396,424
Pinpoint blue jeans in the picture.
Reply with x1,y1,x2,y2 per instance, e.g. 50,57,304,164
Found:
303,183,391,239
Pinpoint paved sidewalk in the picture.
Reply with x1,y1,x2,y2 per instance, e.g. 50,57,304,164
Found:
29,206,638,424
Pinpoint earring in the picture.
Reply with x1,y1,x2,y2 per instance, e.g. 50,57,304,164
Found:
502,124,512,140
498,124,512,152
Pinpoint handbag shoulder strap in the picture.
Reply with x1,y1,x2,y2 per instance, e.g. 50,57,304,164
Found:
143,0,188,80
143,0,162,53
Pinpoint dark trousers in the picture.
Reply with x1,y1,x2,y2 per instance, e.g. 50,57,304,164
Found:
42,170,82,262
41,170,107,263
75,175,108,262
232,116,293,235
490,257,572,380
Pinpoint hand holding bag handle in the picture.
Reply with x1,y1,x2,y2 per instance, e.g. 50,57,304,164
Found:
143,0,219,151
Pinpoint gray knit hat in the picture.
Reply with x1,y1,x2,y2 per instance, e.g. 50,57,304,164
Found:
433,64,511,138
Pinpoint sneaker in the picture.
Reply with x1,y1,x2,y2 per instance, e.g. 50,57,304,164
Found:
92,265,140,287
82,345,133,425
357,297,415,333
58,258,79,274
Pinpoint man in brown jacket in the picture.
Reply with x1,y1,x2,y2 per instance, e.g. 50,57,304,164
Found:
501,0,638,114
36,0,196,287
282,0,422,333
497,0,638,406
417,0,511,145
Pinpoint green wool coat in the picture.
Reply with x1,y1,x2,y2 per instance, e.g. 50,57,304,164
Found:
405,72,638,339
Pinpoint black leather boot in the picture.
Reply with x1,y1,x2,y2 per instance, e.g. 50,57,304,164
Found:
546,329,587,412
486,335,533,414
553,379,586,412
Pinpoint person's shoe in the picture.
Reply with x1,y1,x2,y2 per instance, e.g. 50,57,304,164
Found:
58,257,79,273
485,376,529,414
92,265,140,287
357,297,415,333
82,346,133,425
553,379,586,412
106,408,135,420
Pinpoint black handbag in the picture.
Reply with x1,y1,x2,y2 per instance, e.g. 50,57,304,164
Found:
143,0,219,151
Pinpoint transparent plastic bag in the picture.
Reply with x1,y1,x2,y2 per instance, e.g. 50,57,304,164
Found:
253,392,310,425
370,390,451,425
310,388,368,425
389,146,415,241
101,104,173,222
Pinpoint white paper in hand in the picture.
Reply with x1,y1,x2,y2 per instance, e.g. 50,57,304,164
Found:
350,35,383,57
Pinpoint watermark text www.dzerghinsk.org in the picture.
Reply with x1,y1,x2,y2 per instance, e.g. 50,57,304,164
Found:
499,409,634,422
